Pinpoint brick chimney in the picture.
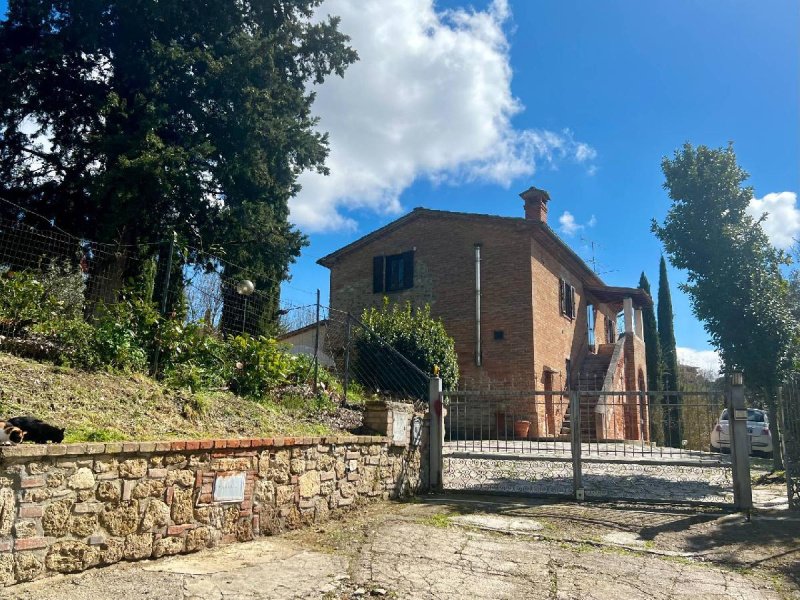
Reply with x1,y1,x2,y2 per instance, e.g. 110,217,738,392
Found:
520,186,550,223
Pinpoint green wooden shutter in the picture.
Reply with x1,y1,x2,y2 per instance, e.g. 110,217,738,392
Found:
373,256,384,293
402,251,414,289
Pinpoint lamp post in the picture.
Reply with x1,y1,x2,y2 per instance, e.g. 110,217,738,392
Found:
236,279,255,334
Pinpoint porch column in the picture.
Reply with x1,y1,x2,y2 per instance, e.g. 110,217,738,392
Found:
623,297,634,335
634,307,644,340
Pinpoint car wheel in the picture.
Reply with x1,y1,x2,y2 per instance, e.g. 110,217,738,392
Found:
710,445,720,453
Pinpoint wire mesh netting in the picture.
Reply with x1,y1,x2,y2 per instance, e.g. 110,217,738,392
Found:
0,199,298,366
277,307,431,405
780,376,800,509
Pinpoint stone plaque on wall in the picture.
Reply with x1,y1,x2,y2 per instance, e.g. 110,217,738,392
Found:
392,410,410,445
213,472,246,503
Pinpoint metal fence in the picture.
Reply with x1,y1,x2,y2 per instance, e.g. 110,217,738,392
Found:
278,305,432,405
442,386,736,505
0,197,300,367
780,376,800,509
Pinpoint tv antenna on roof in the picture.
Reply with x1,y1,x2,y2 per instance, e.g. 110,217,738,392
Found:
579,235,618,276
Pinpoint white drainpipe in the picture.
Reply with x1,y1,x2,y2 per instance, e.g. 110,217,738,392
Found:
475,244,482,367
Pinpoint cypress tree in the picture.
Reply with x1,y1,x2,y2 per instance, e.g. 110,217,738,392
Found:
638,272,662,443
638,272,662,393
657,256,682,446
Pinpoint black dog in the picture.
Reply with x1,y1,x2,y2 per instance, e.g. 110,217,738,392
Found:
7,416,65,444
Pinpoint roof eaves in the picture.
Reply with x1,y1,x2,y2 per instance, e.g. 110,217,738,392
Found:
316,207,527,268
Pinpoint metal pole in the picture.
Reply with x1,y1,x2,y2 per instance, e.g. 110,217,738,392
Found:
728,374,753,513
570,390,584,500
151,232,176,377
313,289,321,394
343,314,352,403
777,386,793,508
242,297,247,335
429,376,444,491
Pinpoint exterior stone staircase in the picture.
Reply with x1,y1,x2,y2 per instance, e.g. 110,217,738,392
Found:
560,344,615,441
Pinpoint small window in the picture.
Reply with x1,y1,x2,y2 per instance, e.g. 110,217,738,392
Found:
373,251,414,293
493,330,504,340
605,316,615,344
559,278,577,319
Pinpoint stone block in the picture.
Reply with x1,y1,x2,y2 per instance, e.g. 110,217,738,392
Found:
152,536,184,558
42,499,74,536
165,470,194,487
132,479,165,500
164,454,187,466
0,554,14,585
171,488,194,525
140,500,170,530
14,551,43,582
96,481,120,503
45,472,64,488
185,526,214,552
119,459,148,479
67,467,96,490
100,538,124,565
123,533,153,560
74,502,104,514
0,488,14,536
70,514,98,537
93,458,119,475
99,501,139,536
298,471,320,499
45,540,100,573
12,516,37,538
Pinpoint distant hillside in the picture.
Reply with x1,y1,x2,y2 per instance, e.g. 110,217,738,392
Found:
0,352,356,442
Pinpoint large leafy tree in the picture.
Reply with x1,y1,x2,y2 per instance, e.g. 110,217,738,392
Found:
657,256,681,446
653,143,796,467
0,0,358,321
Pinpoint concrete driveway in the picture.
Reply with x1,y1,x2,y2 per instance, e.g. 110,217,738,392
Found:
6,495,798,600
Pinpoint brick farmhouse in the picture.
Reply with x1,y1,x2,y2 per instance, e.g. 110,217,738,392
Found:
317,187,651,441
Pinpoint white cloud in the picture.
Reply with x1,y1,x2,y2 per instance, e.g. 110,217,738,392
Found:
746,191,800,250
558,211,582,236
290,0,596,232
558,211,596,236
677,347,721,378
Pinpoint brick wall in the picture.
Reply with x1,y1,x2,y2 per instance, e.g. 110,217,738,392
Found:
0,428,426,585
595,333,649,441
327,211,535,386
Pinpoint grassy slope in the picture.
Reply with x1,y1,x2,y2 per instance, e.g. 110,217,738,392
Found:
0,352,338,442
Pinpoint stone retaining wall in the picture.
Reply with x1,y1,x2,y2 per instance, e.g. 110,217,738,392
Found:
0,427,426,585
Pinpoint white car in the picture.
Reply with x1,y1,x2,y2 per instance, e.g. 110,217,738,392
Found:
710,408,773,457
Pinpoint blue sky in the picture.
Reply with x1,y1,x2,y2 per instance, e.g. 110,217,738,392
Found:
282,0,799,372
3,0,797,371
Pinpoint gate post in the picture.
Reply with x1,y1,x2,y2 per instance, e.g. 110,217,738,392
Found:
429,376,444,491
728,373,753,512
570,390,584,500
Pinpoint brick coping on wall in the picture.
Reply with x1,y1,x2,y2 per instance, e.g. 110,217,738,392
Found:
0,435,391,459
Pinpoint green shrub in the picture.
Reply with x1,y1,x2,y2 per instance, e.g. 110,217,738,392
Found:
225,335,296,399
0,269,63,329
356,300,459,398
90,295,159,372
160,321,228,391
